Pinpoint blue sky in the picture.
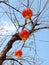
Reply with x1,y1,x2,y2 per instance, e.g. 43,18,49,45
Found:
35,29,49,65
0,0,49,65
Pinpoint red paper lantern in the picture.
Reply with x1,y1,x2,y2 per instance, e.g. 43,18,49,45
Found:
22,8,33,19
14,50,22,58
19,30,30,41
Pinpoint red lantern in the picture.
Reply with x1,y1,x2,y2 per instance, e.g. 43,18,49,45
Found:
14,50,22,58
22,8,33,19
19,30,30,41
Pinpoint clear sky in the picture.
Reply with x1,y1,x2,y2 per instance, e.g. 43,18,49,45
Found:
0,0,49,65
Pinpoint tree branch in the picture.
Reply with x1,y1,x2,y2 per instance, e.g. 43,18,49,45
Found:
6,57,22,65
0,33,21,65
27,0,29,7
35,26,49,31
2,2,21,13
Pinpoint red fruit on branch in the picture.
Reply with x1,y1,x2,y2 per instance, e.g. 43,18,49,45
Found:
22,8,33,19
19,30,30,41
14,50,22,58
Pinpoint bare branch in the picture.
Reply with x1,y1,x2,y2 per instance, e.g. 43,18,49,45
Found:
3,2,21,13
35,26,49,31
27,0,29,7
0,33,21,64
6,57,22,65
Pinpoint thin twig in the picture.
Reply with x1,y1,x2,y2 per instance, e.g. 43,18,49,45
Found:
6,57,22,65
